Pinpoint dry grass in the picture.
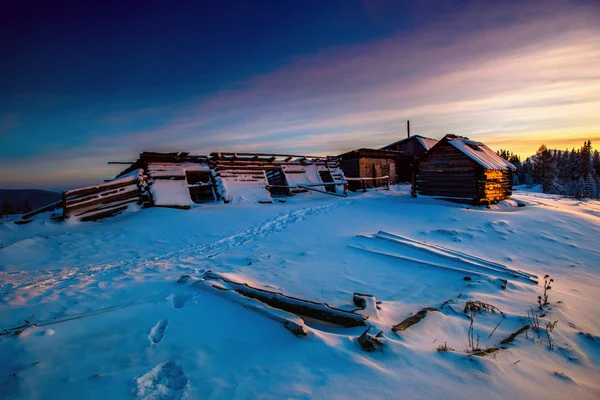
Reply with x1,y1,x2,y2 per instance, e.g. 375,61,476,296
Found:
436,342,455,352
464,300,505,316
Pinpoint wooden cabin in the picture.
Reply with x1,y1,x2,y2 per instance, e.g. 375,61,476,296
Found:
380,135,438,182
414,135,516,204
337,148,400,191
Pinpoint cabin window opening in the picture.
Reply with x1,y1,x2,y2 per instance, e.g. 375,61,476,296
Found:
186,170,216,203
319,169,335,193
265,167,290,196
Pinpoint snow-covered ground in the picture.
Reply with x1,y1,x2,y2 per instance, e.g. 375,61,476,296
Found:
1,186,599,399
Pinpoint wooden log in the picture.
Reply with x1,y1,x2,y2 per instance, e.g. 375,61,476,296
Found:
73,197,139,217
203,272,367,327
153,204,191,210
65,188,140,215
188,278,307,337
65,185,139,208
79,204,130,222
148,175,187,180
64,175,140,198
358,327,384,352
21,200,63,219
392,307,440,332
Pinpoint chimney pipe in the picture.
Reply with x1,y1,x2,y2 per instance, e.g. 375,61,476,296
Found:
407,120,410,138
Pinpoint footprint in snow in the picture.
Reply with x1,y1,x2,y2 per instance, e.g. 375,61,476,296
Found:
148,319,168,344
167,293,190,309
133,361,188,400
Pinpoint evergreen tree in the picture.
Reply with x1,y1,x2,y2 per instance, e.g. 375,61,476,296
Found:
23,200,33,214
583,173,598,199
512,173,520,186
2,200,14,216
557,149,570,182
500,140,596,198
533,145,556,192
592,150,600,176
525,173,534,187
521,159,534,187
574,177,585,198
581,140,593,178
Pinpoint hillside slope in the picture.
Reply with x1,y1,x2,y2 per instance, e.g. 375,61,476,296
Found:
0,189,61,212
0,186,598,399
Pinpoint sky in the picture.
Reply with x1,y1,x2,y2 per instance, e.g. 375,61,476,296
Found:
1,0,599,190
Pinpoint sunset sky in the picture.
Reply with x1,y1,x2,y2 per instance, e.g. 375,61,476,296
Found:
1,0,599,190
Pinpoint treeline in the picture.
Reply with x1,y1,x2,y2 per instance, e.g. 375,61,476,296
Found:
1,199,32,217
498,141,600,199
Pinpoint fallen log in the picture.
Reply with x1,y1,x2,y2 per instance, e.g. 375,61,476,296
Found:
191,278,308,337
21,200,63,220
392,307,440,332
203,271,367,327
358,327,384,352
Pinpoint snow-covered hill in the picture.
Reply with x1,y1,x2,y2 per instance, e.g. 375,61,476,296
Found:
1,186,599,399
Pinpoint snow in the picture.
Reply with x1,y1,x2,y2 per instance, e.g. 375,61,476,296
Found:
449,138,516,171
1,186,600,399
213,170,272,203
416,136,438,151
149,180,194,207
282,163,325,191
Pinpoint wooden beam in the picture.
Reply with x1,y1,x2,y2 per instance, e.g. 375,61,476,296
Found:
203,272,367,327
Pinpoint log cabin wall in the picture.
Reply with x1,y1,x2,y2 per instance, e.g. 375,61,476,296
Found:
415,136,515,204
483,170,513,202
416,141,481,200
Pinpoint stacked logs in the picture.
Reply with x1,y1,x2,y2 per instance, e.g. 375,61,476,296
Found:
62,169,149,221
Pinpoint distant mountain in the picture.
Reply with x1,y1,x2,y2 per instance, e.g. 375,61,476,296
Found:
0,189,62,213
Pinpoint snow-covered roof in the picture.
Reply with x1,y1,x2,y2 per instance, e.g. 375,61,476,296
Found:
381,135,438,151
448,138,516,171
415,137,438,151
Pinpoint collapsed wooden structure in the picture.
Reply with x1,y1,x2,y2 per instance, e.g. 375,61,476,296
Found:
49,151,348,221
413,135,516,204
62,169,149,221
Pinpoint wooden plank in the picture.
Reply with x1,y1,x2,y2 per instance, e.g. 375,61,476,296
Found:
203,272,367,327
73,198,139,217
79,205,130,222
65,176,140,198
65,186,140,210
21,200,63,219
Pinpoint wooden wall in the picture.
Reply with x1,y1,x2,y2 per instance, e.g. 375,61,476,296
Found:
483,170,513,202
341,156,396,191
63,169,148,221
416,141,513,204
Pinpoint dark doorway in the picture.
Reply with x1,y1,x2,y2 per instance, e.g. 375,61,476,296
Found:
318,169,336,192
266,168,290,196
186,171,216,203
